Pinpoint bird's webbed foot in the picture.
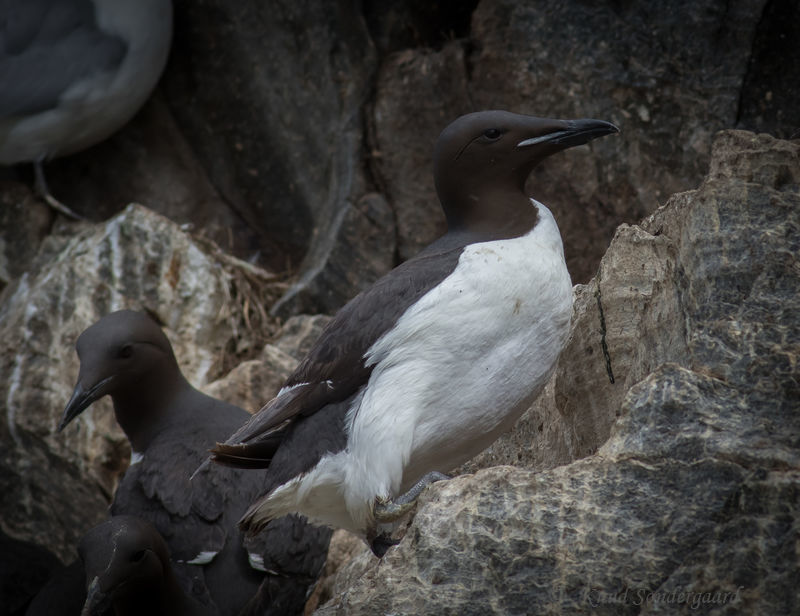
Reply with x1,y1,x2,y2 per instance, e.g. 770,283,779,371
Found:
373,471,450,523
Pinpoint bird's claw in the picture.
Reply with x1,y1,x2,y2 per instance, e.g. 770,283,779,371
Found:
372,471,451,523
373,497,416,523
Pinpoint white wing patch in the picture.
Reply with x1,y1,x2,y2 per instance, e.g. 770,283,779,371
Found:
129,451,144,466
186,550,217,565
276,382,308,397
248,552,280,575
248,552,266,572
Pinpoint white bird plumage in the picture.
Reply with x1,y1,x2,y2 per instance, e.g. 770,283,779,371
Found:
212,110,619,556
242,199,572,535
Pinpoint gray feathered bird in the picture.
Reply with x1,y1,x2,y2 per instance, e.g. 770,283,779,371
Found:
59,310,330,615
79,516,215,616
0,0,172,217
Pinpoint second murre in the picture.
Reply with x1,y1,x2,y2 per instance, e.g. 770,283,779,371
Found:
58,310,330,615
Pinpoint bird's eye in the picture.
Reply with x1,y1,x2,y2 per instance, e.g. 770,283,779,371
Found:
482,128,503,141
119,344,134,359
130,550,146,562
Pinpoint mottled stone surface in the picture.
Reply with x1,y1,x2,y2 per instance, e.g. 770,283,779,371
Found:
304,530,368,615
0,182,52,291
270,314,332,361
7,0,794,315
371,43,471,261
468,0,767,283
0,204,282,566
316,133,800,614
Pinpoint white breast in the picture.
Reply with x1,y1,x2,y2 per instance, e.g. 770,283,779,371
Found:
345,199,573,506
260,200,573,535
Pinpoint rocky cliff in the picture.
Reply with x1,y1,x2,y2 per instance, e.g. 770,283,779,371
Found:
315,131,799,615
1,0,798,614
5,0,796,311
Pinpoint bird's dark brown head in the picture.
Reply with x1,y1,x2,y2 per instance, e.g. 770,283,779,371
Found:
58,309,180,434
433,110,618,236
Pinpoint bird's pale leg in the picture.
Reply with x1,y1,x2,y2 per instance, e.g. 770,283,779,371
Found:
34,158,83,220
373,471,450,523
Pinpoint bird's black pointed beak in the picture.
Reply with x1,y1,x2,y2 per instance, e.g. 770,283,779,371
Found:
82,576,112,616
58,376,114,432
517,119,619,150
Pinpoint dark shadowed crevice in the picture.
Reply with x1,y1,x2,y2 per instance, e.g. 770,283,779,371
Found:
736,0,800,138
0,528,63,616
594,284,616,385
362,0,478,56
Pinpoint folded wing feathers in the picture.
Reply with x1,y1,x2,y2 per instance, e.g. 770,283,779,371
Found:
211,441,281,469
222,383,317,445
211,378,351,468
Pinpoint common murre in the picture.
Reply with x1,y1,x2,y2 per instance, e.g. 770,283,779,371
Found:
59,310,330,614
211,110,619,556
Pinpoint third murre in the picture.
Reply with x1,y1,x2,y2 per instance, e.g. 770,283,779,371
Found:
58,310,330,614
211,110,619,556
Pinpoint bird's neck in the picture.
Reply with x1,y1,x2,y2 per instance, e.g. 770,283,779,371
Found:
443,187,539,241
111,362,192,452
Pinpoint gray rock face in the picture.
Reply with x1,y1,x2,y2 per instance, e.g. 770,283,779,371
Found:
371,43,471,262
10,0,793,316
364,0,794,288
0,182,52,291
737,0,800,139
271,192,396,317
468,0,768,283
315,132,799,615
162,0,381,296
42,96,259,263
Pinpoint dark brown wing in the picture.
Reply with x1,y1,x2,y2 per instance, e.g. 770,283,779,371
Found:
213,240,469,460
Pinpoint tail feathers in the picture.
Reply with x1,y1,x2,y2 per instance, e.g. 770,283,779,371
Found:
225,380,336,446
239,476,304,535
239,493,282,536
211,440,279,469
239,498,271,536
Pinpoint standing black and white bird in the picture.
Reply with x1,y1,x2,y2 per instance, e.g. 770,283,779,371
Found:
59,310,330,616
78,516,214,616
211,110,619,556
0,0,173,217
